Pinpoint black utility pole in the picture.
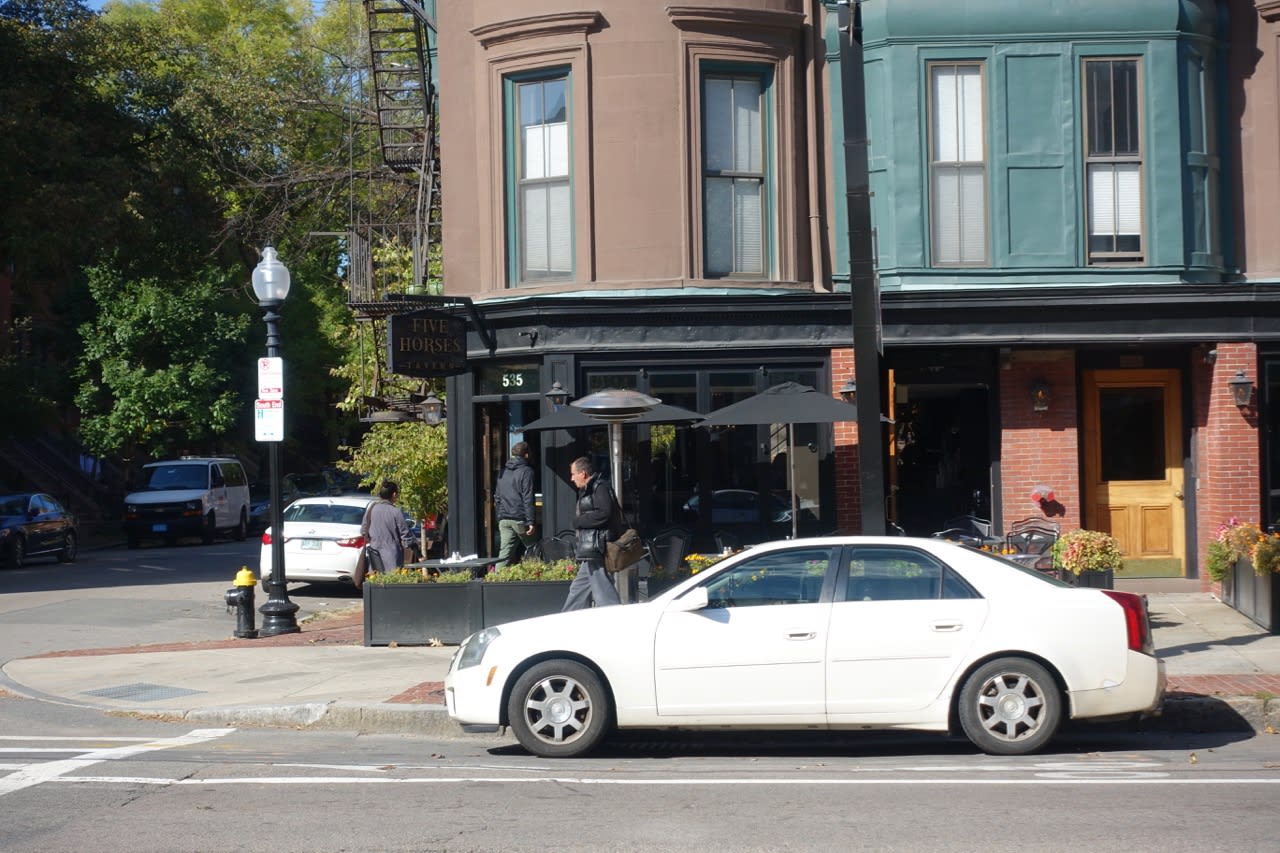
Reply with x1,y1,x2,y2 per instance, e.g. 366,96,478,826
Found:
837,0,886,534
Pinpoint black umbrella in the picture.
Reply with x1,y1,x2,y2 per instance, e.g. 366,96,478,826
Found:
699,381,858,538
523,402,704,431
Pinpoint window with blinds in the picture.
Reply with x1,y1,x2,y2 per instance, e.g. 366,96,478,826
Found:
703,73,766,277
515,75,572,282
1084,58,1143,263
928,62,987,266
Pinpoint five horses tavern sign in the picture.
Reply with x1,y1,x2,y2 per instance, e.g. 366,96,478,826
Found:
388,309,467,378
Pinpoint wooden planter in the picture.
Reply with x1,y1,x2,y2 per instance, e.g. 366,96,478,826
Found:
1222,558,1279,634
363,580,573,646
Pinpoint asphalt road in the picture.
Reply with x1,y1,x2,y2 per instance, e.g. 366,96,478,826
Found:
2,541,1278,852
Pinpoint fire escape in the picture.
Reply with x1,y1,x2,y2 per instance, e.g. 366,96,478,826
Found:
350,2,461,421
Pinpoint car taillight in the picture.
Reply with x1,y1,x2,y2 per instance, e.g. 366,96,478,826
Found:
1102,590,1155,655
261,531,272,545
336,535,366,549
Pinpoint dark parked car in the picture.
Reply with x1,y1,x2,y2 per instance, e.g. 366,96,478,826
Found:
248,480,302,530
0,492,78,569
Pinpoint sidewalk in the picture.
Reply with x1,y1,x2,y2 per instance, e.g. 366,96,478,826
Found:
1,585,1278,738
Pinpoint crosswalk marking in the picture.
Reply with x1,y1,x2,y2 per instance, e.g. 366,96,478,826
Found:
0,728,235,797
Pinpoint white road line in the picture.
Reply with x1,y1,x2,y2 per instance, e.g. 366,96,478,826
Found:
0,728,235,797
46,775,1280,787
0,736,155,742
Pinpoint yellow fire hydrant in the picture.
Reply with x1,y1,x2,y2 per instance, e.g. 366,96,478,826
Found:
224,566,259,639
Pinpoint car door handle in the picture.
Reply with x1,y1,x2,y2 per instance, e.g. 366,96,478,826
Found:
931,621,963,632
787,631,816,641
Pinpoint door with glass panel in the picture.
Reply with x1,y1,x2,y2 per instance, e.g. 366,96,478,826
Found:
1082,370,1185,576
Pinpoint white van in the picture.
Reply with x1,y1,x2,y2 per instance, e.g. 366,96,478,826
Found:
123,457,251,548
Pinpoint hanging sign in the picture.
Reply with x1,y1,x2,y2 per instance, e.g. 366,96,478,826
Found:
388,309,468,378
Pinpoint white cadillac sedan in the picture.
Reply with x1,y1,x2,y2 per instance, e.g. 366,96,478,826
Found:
259,494,375,587
445,536,1165,757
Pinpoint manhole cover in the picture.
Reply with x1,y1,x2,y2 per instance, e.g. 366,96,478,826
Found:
82,683,205,702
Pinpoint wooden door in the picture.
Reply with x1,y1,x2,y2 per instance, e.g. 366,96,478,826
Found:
1082,369,1185,576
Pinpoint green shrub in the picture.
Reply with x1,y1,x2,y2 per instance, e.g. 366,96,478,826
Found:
1051,529,1124,575
483,558,577,582
364,568,471,585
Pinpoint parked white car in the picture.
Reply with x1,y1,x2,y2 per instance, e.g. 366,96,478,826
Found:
445,536,1165,757
259,494,376,587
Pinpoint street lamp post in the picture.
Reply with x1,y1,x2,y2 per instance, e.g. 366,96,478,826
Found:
252,246,300,636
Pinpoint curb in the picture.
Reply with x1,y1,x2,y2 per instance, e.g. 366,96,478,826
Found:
118,695,1278,740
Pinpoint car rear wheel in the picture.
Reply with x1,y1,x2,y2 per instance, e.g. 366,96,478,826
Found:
57,531,78,563
233,510,247,542
201,512,216,545
507,660,611,758
958,657,1061,756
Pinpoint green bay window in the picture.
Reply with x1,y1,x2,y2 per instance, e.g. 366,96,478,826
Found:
928,62,987,266
1084,58,1143,263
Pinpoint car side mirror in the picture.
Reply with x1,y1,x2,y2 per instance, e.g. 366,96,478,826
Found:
668,585,708,613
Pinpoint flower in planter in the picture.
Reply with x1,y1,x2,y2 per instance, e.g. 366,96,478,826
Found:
1205,518,1263,582
1249,530,1280,577
682,553,727,576
483,558,577,582
364,567,472,585
1051,529,1124,575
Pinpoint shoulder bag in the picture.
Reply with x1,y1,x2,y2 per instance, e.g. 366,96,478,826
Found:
604,489,644,574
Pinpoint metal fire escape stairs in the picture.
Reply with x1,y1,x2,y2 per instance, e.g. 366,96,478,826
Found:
353,2,489,421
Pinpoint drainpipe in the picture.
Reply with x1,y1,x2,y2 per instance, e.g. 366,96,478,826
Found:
805,1,827,291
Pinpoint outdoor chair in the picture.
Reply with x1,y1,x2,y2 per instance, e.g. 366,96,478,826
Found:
530,530,575,562
1005,518,1060,571
714,529,742,553
648,526,692,577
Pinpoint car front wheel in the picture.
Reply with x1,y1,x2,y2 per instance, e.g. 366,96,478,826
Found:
957,657,1061,755
201,512,216,545
233,510,247,541
507,660,611,758
57,531,78,563
6,536,24,570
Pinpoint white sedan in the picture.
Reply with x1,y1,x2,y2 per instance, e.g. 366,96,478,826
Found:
445,536,1165,757
259,494,375,586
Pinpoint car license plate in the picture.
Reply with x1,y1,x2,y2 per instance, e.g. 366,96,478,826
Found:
301,539,322,550
151,523,167,532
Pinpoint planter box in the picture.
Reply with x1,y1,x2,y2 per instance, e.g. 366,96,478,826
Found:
1054,568,1115,589
364,580,573,646
480,580,572,626
1222,558,1279,634
363,581,482,646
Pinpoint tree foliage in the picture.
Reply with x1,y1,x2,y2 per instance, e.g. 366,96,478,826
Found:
74,262,250,459
336,421,448,522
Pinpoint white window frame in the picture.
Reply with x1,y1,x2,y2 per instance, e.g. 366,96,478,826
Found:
928,61,988,267
1083,57,1144,264
513,74,572,283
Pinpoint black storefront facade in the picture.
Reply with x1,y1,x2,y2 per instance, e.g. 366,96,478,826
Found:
440,284,1280,568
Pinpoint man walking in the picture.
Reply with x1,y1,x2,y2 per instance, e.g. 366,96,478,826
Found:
495,441,537,568
561,456,622,611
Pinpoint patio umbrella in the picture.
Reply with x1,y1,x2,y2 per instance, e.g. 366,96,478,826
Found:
699,381,858,538
522,401,704,431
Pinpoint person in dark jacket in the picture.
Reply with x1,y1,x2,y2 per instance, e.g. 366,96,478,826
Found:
494,441,537,569
561,456,622,611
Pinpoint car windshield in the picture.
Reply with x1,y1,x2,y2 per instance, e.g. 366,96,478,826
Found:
0,496,28,515
283,503,367,526
141,464,207,490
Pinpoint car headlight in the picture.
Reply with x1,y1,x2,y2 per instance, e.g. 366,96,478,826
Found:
185,500,201,511
457,627,500,670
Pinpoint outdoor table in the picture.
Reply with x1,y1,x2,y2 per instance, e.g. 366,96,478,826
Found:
404,556,495,579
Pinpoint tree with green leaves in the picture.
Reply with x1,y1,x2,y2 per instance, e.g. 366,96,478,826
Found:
336,420,447,523
74,262,250,460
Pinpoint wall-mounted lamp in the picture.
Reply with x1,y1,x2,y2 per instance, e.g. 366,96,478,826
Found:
544,380,570,413
420,392,445,425
838,376,857,404
1229,369,1254,408
1030,379,1051,412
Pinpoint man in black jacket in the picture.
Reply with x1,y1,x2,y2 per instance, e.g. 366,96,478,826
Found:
494,441,536,568
561,456,622,610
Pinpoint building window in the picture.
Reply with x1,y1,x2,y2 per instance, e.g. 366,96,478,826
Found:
928,62,987,266
1084,58,1143,263
512,74,571,282
702,71,769,277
